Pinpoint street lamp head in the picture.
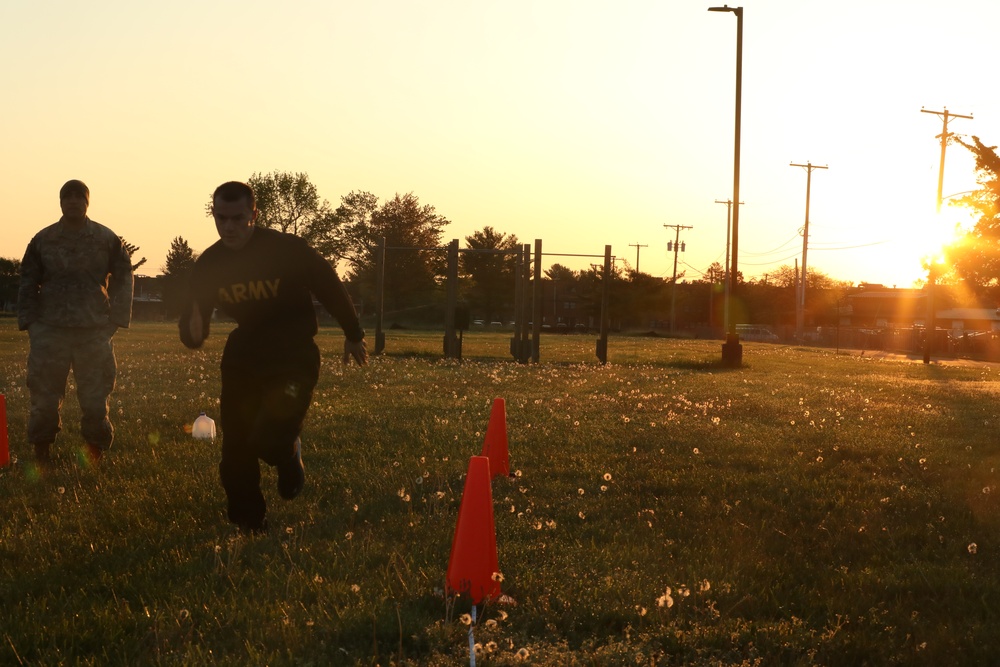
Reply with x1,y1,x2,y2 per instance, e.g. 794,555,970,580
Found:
708,5,742,14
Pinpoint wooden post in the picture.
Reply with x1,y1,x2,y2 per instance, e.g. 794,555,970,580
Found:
532,239,543,363
596,245,611,364
444,239,460,359
375,237,386,354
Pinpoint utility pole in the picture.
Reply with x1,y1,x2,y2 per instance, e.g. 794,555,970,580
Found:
714,199,743,333
664,224,693,333
629,242,648,274
921,107,973,212
921,107,972,364
790,161,827,341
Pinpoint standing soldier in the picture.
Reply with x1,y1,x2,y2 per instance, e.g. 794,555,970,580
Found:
18,180,134,467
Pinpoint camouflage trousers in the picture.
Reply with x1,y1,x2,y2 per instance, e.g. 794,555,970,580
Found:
26,322,118,450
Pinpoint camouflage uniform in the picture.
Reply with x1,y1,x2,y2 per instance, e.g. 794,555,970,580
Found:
18,218,133,451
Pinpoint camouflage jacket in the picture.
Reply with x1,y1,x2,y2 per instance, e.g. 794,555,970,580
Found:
18,218,134,331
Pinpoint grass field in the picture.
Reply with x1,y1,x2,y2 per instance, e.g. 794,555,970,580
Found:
1,320,999,666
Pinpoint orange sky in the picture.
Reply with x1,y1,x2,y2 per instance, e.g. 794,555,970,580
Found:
2,0,998,288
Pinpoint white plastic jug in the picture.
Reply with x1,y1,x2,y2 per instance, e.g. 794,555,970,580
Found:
192,412,216,440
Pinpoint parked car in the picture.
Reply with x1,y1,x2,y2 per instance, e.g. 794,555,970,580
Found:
735,324,779,342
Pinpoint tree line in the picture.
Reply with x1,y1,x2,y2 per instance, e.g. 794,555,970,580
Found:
8,142,1000,329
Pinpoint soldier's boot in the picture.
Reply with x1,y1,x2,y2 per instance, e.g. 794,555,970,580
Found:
34,443,53,469
85,444,104,464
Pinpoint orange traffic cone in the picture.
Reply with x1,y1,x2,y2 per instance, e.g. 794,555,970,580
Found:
446,456,501,604
479,397,509,478
0,394,8,468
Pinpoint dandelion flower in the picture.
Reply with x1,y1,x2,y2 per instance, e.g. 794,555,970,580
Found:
968,543,978,554
603,472,612,481
577,488,585,496
515,648,530,661
578,511,586,520
657,589,674,608
492,571,505,582
345,532,354,540
459,613,473,626
600,485,608,492
692,448,700,455
350,584,361,593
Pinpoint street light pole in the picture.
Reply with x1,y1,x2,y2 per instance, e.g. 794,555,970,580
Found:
714,198,743,334
709,4,743,366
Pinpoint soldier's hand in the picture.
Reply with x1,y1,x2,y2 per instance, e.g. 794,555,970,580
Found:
343,338,368,366
188,303,205,346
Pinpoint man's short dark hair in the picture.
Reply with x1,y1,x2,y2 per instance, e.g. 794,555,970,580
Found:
60,179,89,202
213,181,256,210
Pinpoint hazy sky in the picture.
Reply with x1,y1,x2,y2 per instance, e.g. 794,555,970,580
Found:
3,0,998,288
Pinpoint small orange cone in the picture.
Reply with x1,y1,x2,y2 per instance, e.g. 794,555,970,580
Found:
0,394,9,467
479,397,509,478
446,456,501,605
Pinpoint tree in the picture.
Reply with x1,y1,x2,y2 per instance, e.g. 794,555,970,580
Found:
120,237,147,272
946,135,1000,300
341,192,450,314
462,226,520,322
703,262,727,285
765,264,839,290
622,271,670,330
160,237,197,317
0,257,19,312
544,264,577,282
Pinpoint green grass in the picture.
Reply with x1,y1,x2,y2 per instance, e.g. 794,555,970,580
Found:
1,321,999,665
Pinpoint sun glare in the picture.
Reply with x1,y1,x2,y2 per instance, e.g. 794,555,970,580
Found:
888,202,975,283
